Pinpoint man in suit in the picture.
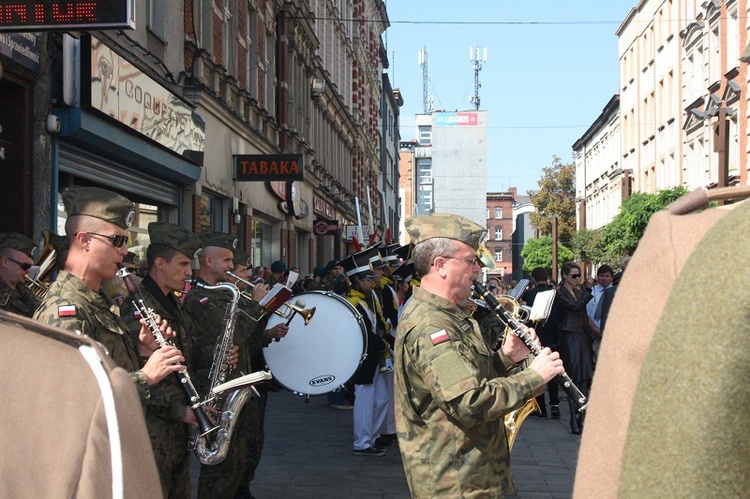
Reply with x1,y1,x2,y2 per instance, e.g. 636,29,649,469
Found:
574,188,750,497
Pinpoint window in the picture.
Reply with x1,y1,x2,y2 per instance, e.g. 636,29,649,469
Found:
486,208,490,219
494,227,502,240
147,0,166,42
245,4,258,96
494,207,502,218
198,190,227,232
495,251,503,262
418,126,431,145
250,218,271,267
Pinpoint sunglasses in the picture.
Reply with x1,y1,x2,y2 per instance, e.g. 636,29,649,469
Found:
569,274,581,279
7,257,32,271
84,232,128,248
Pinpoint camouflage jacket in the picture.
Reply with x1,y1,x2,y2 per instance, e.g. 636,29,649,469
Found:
182,278,265,394
33,270,149,400
120,276,199,436
394,285,546,498
0,278,40,317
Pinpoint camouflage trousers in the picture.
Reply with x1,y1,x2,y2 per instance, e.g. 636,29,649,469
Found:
198,397,263,499
237,391,268,494
149,430,190,499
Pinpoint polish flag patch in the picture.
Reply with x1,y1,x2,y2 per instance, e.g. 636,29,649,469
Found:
199,296,210,305
133,310,142,319
429,329,449,346
58,305,77,317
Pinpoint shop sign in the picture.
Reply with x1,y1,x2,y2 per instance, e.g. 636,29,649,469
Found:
0,0,135,32
0,32,41,72
313,195,334,219
235,154,304,182
434,111,478,127
82,35,206,162
313,219,338,236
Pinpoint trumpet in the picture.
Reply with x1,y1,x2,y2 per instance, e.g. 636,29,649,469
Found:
225,271,315,325
26,231,62,297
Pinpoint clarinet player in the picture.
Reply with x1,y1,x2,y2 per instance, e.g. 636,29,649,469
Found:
34,187,185,400
394,213,564,498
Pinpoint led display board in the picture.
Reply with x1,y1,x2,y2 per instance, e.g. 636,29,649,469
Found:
0,1,134,32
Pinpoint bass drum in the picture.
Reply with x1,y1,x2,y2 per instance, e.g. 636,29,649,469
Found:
263,290,367,396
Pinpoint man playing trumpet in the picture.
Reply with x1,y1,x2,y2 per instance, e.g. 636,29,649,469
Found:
0,232,40,317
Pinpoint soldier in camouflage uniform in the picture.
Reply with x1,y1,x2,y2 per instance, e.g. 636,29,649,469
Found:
120,222,205,499
395,213,565,498
33,186,186,401
0,232,41,317
184,232,286,499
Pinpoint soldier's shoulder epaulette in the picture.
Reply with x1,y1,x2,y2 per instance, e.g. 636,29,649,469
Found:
1,309,89,348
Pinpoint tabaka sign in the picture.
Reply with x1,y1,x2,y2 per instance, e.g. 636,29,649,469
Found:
234,154,304,182
0,1,134,32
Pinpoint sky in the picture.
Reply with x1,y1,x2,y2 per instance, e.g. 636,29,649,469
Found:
384,1,637,196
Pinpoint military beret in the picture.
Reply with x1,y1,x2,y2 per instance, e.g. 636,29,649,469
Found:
271,260,287,273
199,231,237,251
313,266,328,278
62,187,136,229
0,232,37,259
405,213,487,251
122,251,139,265
233,250,250,267
325,259,339,271
149,222,203,259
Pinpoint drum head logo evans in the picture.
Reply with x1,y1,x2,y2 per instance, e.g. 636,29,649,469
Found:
309,374,335,387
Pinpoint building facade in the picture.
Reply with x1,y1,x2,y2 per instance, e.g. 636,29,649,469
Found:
0,0,397,275
485,188,516,283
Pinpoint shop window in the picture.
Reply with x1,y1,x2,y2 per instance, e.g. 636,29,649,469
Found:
250,218,272,267
198,191,227,233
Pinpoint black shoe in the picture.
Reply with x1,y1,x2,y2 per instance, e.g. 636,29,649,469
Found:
353,446,386,456
375,437,392,447
572,429,582,435
550,405,560,419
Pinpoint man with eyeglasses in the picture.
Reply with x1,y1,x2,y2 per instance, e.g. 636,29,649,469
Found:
394,213,564,498
34,186,187,402
0,232,41,317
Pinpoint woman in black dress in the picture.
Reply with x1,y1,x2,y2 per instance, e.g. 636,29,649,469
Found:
555,262,594,434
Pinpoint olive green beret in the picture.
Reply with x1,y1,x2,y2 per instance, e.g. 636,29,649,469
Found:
233,250,250,267
0,232,37,258
313,266,327,278
149,222,203,259
405,213,487,251
62,187,136,229
271,260,287,273
199,231,237,251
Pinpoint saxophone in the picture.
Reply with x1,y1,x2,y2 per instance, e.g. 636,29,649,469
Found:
189,279,270,465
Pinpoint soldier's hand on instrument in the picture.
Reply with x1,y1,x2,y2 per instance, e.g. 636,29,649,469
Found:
141,345,186,385
252,283,270,302
501,326,533,363
183,407,199,428
266,323,289,340
137,315,175,353
529,347,565,383
227,345,240,368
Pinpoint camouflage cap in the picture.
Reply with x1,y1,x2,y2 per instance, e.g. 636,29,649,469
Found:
122,251,139,265
405,213,487,251
271,260,287,273
199,231,237,251
233,250,250,268
149,222,203,259
62,187,136,229
0,232,37,258
313,265,328,278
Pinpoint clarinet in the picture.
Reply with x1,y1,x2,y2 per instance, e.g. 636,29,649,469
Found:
118,265,218,436
472,280,588,412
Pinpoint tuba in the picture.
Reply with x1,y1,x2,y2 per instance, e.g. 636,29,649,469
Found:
25,231,61,297
190,280,270,465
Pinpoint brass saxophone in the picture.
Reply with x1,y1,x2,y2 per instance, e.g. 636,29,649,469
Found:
189,279,268,465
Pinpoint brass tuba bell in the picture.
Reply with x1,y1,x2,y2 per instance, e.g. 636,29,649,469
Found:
25,231,62,298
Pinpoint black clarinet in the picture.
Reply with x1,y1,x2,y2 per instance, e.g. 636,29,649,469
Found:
119,265,218,436
472,280,588,412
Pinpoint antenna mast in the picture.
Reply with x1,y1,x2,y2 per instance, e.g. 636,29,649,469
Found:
418,47,430,113
469,46,487,111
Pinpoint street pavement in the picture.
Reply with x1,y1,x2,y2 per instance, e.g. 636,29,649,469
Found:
237,389,582,499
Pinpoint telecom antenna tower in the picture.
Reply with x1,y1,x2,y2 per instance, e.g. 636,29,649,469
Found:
418,47,432,113
469,46,487,111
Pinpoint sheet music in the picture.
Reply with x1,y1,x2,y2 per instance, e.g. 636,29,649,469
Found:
529,289,556,322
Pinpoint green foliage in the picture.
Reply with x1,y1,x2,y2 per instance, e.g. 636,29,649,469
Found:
528,156,576,245
520,236,574,274
601,186,688,257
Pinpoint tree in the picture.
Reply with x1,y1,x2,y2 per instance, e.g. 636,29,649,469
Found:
520,236,574,276
601,186,688,257
528,156,576,245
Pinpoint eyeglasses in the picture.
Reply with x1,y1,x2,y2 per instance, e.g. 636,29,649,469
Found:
569,274,581,279
441,255,478,266
6,257,32,271
84,232,128,248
